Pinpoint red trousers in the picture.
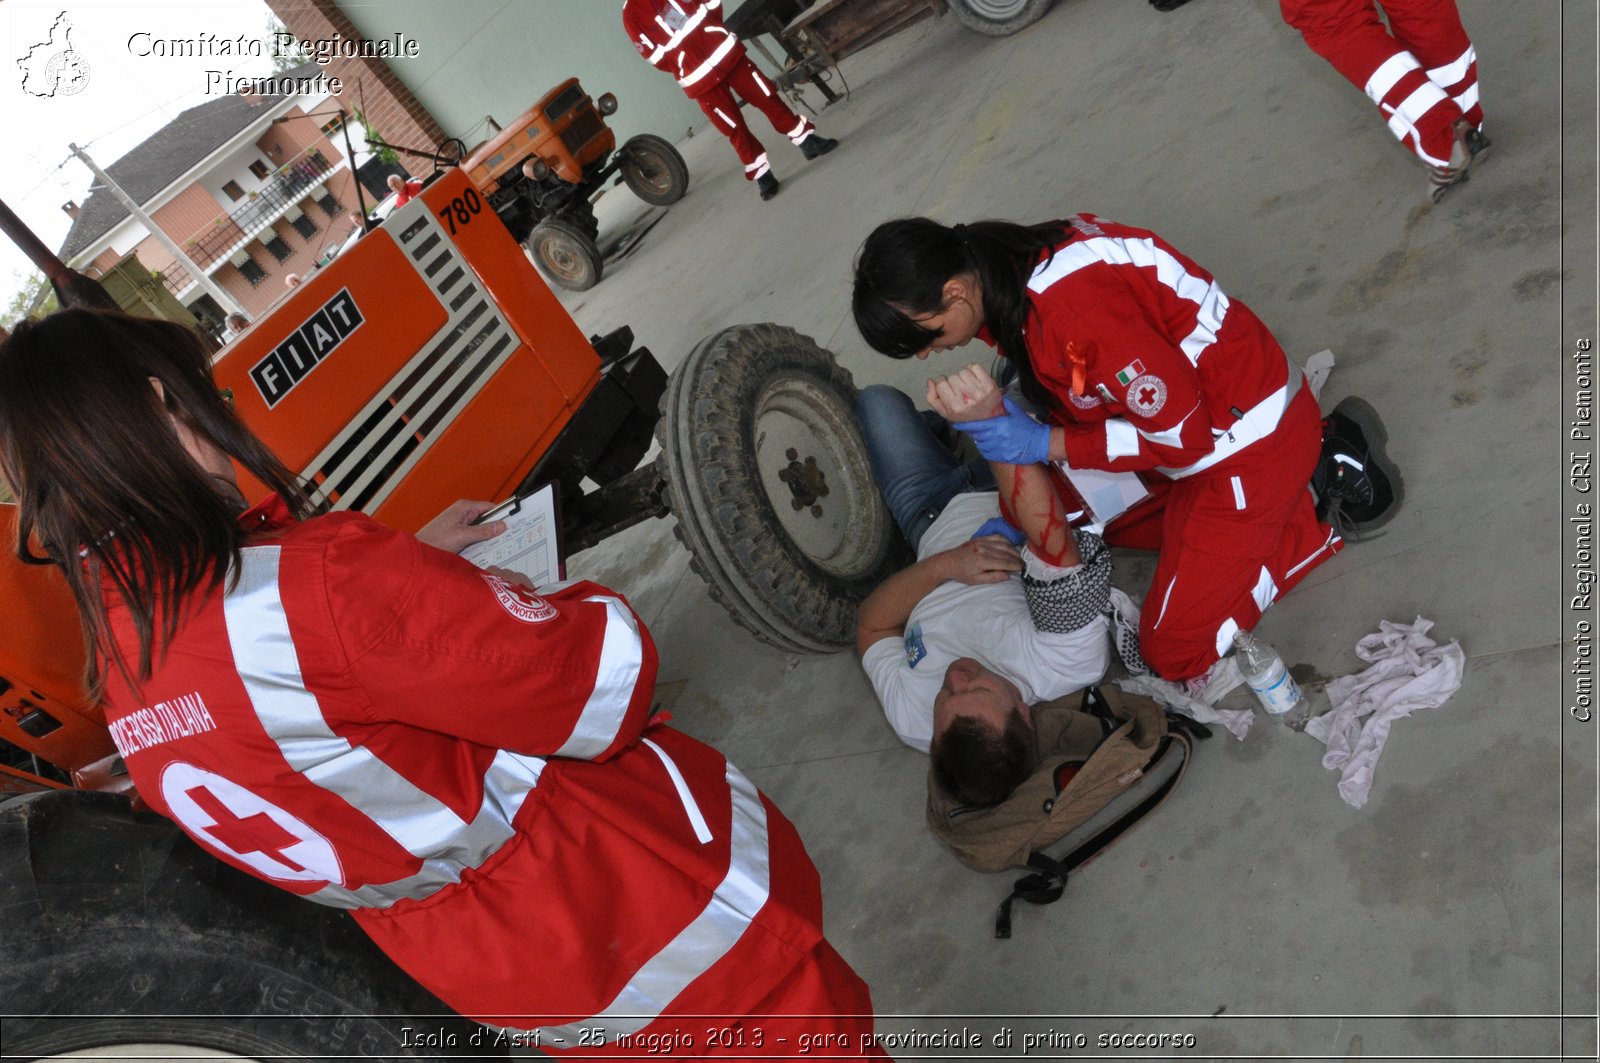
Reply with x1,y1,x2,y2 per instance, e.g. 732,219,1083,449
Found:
562,939,883,1058
1281,0,1483,167
1106,388,1341,681
695,56,815,180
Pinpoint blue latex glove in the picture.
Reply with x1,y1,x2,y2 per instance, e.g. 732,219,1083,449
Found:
954,396,1052,465
970,516,1027,547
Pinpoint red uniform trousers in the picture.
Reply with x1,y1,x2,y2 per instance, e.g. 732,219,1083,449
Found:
354,725,882,1058
1104,387,1342,680
696,56,815,180
1281,0,1483,167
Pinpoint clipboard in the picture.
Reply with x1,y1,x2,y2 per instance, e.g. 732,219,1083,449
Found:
458,480,566,586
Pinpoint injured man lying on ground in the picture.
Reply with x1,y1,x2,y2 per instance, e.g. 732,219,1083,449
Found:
853,382,1132,807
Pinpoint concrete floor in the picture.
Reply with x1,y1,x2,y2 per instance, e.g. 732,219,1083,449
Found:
545,2,1594,1059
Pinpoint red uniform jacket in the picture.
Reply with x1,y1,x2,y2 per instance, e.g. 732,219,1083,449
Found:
1020,213,1305,481
101,497,827,1044
622,0,745,98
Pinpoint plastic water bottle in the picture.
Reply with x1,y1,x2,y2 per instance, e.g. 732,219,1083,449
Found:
1233,630,1305,726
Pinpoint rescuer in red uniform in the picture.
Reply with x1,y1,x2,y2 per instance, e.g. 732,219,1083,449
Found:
853,214,1402,684
1280,0,1489,201
622,0,839,201
0,309,883,1057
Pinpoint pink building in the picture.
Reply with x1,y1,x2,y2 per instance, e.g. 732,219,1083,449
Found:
57,62,419,331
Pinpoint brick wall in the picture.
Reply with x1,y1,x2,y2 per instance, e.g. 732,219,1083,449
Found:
264,0,448,170
211,169,363,317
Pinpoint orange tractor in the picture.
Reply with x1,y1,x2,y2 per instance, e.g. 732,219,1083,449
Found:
462,77,689,291
0,166,898,1056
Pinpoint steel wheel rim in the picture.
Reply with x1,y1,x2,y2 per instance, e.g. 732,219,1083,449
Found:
536,232,588,283
631,148,674,197
753,377,887,579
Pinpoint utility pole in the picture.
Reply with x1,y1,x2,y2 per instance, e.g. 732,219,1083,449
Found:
67,142,246,316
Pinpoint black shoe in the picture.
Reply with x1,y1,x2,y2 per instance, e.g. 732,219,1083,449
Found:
1464,125,1492,163
1312,396,1404,540
756,172,781,200
798,134,837,161
1150,0,1193,9
1426,120,1481,203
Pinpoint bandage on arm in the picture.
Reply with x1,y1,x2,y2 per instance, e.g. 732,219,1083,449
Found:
1021,529,1111,634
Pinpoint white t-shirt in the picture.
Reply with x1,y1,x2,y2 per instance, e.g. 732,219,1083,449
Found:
860,491,1110,752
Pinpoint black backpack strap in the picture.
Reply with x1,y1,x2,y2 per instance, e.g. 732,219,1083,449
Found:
1164,710,1213,741
994,852,1069,939
1080,684,1118,738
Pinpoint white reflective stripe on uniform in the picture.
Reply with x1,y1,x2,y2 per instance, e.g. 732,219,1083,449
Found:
227,548,468,853
553,596,646,759
644,737,712,844
786,117,810,141
1105,419,1142,460
712,106,735,128
1384,106,1445,165
305,748,545,910
1452,81,1479,115
1137,404,1197,450
1391,80,1450,127
678,30,738,88
649,2,709,64
1152,575,1178,629
1286,527,1340,579
1364,51,1420,103
1215,618,1241,659
1251,566,1278,613
1425,45,1475,88
536,761,772,1044
1029,237,1229,368
1178,282,1228,366
1231,476,1246,511
226,548,543,909
1155,351,1304,479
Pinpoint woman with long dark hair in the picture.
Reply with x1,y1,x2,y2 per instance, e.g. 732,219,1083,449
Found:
853,214,1399,683
0,308,881,1055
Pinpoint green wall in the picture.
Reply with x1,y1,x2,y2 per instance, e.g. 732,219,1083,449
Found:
339,0,717,150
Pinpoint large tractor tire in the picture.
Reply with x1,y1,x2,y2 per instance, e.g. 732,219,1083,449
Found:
656,324,907,654
947,0,1056,36
527,217,603,291
0,791,494,1061
619,134,690,207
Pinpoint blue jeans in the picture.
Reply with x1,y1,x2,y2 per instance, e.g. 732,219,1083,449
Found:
856,385,996,552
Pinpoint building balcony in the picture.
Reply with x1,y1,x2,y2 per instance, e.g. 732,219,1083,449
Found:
170,146,348,298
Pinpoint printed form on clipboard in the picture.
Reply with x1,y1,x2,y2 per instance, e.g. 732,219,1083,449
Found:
1053,461,1150,532
458,482,565,587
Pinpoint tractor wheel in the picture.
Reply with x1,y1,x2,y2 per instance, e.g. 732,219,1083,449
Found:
947,0,1055,36
527,217,603,291
0,791,494,1061
619,134,690,207
656,324,908,654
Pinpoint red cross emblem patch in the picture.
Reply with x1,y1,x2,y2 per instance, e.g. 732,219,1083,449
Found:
1126,374,1168,417
160,762,343,885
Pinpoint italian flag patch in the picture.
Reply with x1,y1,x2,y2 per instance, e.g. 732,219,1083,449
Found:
1115,360,1146,387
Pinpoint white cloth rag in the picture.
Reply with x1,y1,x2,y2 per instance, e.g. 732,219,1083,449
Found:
1304,616,1465,808
1107,588,1255,739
